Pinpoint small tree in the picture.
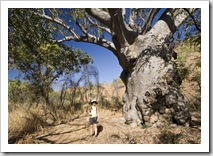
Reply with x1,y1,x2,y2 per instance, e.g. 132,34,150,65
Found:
8,79,29,105
8,9,92,115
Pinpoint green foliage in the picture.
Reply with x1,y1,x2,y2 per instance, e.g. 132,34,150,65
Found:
141,124,149,129
8,79,32,104
175,33,201,111
100,97,110,109
8,9,53,55
177,64,190,80
111,96,122,109
113,78,123,84
175,33,201,81
70,9,86,20
8,8,92,105
187,33,201,52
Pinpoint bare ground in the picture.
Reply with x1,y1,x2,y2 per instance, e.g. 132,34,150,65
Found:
18,109,201,144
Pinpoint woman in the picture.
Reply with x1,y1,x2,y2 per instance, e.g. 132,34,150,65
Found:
89,100,99,137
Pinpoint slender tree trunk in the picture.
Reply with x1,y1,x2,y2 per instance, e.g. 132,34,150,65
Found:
42,87,58,122
119,34,191,127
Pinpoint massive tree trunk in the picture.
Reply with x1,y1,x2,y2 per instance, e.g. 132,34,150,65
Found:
108,9,193,127
120,34,191,127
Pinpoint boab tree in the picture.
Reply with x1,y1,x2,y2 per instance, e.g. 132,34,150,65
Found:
33,8,197,127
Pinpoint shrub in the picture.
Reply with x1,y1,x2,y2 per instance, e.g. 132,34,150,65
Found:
111,96,122,109
100,97,110,109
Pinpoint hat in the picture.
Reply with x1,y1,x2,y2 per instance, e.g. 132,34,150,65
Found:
91,100,98,104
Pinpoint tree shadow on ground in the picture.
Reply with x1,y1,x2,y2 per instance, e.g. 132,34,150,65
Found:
36,126,87,140
62,136,89,144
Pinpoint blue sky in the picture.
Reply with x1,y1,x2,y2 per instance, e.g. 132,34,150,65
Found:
66,41,123,83
8,40,123,84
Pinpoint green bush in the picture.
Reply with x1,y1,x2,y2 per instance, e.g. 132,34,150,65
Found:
111,96,122,109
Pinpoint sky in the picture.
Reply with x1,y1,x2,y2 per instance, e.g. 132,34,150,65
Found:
8,39,123,84
65,40,123,83
8,8,167,86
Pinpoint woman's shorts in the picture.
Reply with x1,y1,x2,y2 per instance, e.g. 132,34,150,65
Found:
89,117,98,124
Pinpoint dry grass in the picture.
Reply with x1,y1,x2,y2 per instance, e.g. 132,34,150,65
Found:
8,105,47,143
175,37,201,111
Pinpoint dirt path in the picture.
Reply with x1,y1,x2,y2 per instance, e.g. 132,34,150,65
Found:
20,109,201,144
34,110,134,144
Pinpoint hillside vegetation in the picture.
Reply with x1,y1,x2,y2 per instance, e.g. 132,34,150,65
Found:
8,35,201,144
175,34,201,111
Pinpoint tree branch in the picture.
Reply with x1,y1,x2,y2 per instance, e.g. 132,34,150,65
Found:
162,8,196,34
149,8,197,44
80,36,117,54
128,8,137,31
183,8,201,32
108,8,138,47
85,8,111,26
57,34,116,54
76,20,89,36
34,10,80,40
34,9,116,54
55,36,75,43
122,8,126,19
86,15,111,34
141,8,161,35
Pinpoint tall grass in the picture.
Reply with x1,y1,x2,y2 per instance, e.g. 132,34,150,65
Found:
8,105,47,143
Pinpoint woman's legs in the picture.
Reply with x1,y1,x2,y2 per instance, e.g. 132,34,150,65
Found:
89,117,98,137
94,123,97,136
90,124,93,136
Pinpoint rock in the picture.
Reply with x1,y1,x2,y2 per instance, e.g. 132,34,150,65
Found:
159,106,165,114
119,117,126,123
155,121,165,128
150,114,158,124
145,122,153,127
162,113,169,118
130,121,138,127
165,89,178,108
170,124,177,127
144,116,150,122
173,110,191,125
165,108,171,114
144,110,151,116
170,108,175,114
